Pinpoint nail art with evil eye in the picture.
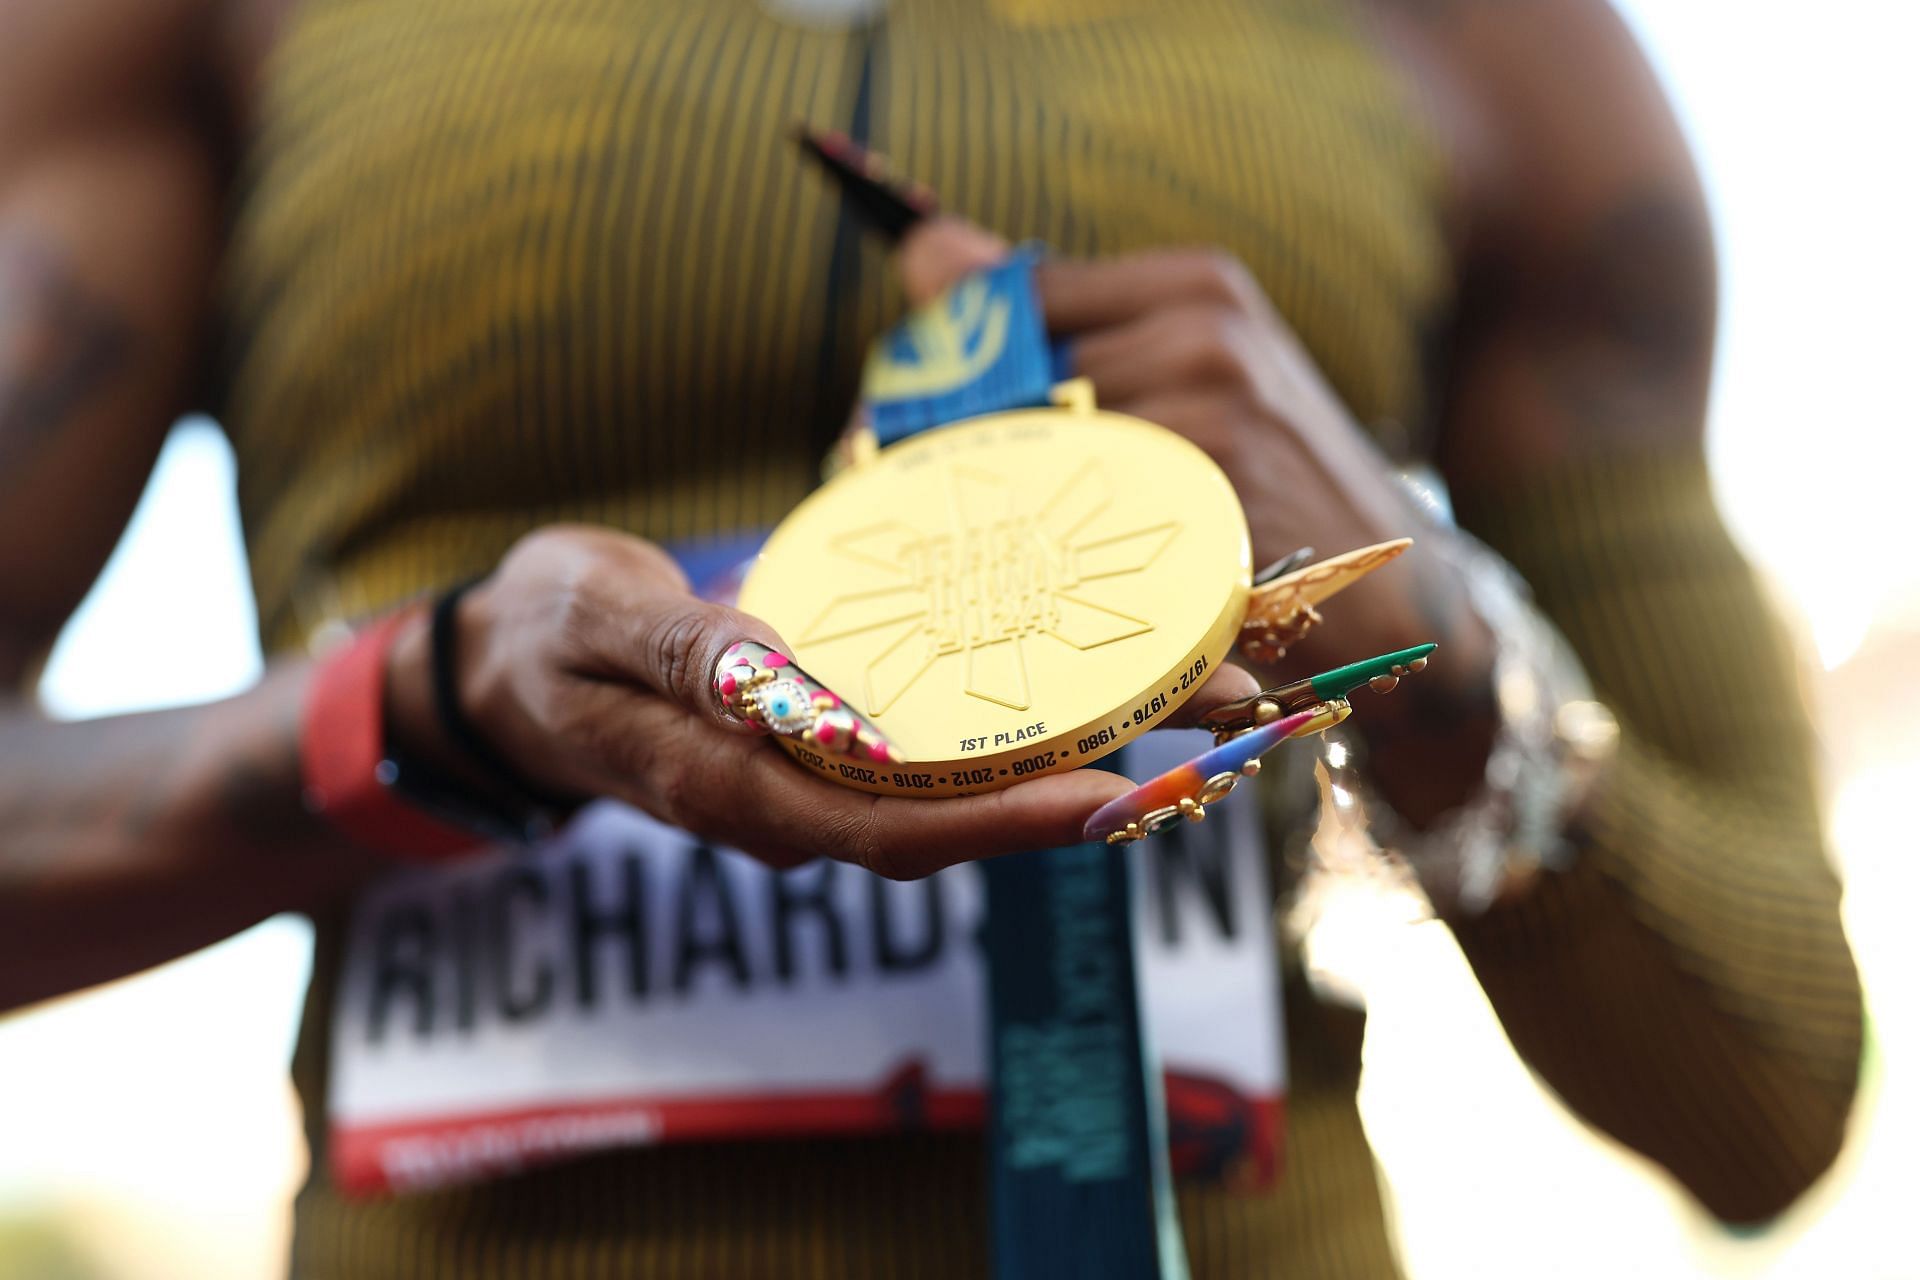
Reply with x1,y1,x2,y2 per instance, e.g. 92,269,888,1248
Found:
713,641,902,765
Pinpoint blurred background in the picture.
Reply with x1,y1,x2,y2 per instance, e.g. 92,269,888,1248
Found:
2,2,1916,1276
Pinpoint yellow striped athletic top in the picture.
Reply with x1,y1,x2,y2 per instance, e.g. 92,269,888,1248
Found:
212,0,1862,1275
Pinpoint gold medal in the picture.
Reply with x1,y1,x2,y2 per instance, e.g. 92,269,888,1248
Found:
739,381,1251,796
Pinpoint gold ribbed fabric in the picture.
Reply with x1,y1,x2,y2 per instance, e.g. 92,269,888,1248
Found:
218,0,1443,655
211,0,1860,1275
1449,456,1862,1225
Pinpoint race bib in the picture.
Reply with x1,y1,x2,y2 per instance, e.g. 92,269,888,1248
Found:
328,732,1286,1195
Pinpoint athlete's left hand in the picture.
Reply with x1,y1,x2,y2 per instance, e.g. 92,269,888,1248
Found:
894,217,1467,683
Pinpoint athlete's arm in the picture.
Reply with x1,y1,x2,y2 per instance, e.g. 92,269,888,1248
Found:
1390,0,1862,1222
0,0,392,1008
0,2,1145,1014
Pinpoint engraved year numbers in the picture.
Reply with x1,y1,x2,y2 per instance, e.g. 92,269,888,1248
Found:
1076,726,1117,755
1129,692,1169,727
1010,751,1057,777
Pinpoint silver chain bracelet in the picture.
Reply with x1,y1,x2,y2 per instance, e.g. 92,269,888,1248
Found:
1345,471,1620,915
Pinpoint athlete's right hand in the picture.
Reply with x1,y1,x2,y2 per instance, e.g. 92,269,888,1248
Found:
383,524,1135,878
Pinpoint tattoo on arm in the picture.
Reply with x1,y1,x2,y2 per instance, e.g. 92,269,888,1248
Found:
0,239,136,486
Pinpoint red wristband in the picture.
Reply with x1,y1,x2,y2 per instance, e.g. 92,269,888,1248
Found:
300,608,483,861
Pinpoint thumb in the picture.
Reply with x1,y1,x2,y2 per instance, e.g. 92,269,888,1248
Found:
616,586,902,762
625,592,785,735
897,214,1011,307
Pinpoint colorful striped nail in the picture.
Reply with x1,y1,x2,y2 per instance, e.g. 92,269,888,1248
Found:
1084,701,1350,846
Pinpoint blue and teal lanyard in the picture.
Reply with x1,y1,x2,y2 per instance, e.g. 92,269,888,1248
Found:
864,248,1189,1280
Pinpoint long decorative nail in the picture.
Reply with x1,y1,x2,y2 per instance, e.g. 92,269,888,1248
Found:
1303,643,1437,700
1251,545,1316,587
1199,643,1438,742
793,126,939,243
713,641,901,764
1240,538,1414,663
1085,702,1351,846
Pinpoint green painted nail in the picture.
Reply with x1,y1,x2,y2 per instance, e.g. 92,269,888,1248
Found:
1307,644,1438,701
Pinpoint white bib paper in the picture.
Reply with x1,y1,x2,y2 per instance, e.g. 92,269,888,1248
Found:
328,732,1285,1194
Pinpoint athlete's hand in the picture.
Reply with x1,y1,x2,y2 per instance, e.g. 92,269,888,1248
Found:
385,525,1146,877
895,219,1447,673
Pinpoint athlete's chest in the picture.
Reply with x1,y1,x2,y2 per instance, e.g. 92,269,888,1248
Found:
230,0,1449,433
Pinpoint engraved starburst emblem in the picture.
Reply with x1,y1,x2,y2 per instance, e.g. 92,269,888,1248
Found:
796,459,1180,713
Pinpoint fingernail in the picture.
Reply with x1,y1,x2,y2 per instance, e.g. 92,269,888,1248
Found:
1216,642,1440,732
1083,704,1342,845
793,126,939,243
1306,643,1437,702
712,641,901,764
1251,545,1316,586
1240,540,1416,663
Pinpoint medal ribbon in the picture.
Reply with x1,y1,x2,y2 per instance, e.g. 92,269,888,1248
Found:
862,248,1189,1280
